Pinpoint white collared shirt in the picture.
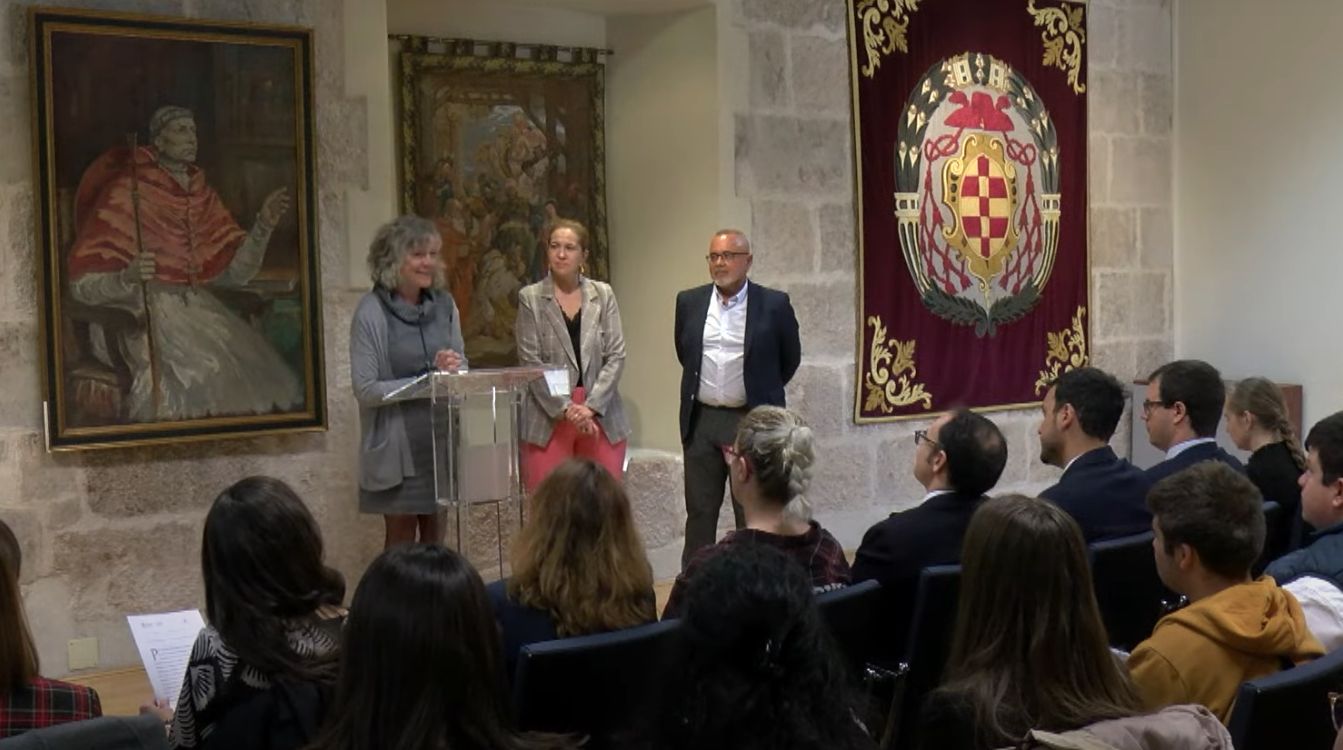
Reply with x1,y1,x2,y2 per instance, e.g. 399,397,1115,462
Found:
1283,576,1343,651
921,489,955,504
697,281,749,407
1166,437,1217,460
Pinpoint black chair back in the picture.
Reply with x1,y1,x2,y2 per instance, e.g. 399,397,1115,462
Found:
816,580,884,678
893,564,962,750
0,714,170,749
512,618,681,748
1226,646,1343,750
1257,500,1285,575
1089,530,1173,651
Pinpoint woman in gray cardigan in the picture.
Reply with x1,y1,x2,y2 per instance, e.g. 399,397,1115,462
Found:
350,216,466,548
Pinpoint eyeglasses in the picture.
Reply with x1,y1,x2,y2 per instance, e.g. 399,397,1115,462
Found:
706,251,750,264
914,430,941,451
1141,399,1172,416
1330,691,1343,731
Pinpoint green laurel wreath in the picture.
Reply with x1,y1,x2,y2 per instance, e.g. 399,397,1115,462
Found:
922,279,1040,338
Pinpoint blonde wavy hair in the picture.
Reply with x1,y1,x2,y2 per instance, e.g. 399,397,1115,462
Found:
508,459,655,637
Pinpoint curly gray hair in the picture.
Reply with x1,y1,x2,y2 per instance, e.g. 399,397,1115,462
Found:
366,215,445,290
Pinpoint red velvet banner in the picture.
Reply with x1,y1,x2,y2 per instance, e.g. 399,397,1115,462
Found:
848,0,1090,422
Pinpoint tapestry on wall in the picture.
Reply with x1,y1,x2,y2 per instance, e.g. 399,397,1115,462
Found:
30,8,325,450
395,37,609,368
848,0,1090,422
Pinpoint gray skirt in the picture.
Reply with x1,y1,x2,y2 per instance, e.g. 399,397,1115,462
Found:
359,402,440,515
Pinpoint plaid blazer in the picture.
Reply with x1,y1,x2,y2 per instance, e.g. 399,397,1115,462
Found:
0,676,102,738
515,276,629,446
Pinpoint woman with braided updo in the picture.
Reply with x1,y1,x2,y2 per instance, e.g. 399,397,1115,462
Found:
662,406,850,618
1224,377,1308,553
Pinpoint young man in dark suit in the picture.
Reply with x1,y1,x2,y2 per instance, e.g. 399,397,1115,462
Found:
1038,367,1152,541
674,229,801,568
850,409,1007,663
1142,359,1244,482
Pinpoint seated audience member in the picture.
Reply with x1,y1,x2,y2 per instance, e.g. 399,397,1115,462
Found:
148,476,346,749
917,495,1144,749
651,543,876,750
1226,376,1309,552
1038,367,1152,541
1266,411,1343,650
0,520,102,737
663,406,848,618
1142,359,1244,483
487,458,656,678
850,409,1006,658
309,544,576,750
1128,462,1323,722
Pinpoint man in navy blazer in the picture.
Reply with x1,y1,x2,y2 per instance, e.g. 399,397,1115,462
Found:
1038,367,1152,541
851,409,1007,664
674,229,801,567
1142,359,1244,483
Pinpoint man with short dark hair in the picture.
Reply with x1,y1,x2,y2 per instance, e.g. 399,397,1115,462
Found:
852,409,1007,663
1265,412,1343,650
1128,462,1322,722
1038,367,1151,541
1142,359,1244,483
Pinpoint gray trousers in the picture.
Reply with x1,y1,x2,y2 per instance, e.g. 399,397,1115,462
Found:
682,404,748,568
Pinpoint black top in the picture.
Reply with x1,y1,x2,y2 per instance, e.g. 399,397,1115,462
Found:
486,579,560,683
1040,446,1152,542
564,307,583,388
850,490,986,666
916,689,992,750
1249,440,1308,552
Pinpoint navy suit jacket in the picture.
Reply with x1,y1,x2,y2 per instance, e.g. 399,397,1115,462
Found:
1040,446,1152,542
674,281,801,444
851,490,985,665
1144,441,1245,484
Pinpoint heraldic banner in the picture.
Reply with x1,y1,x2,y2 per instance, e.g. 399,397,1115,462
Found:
848,0,1089,422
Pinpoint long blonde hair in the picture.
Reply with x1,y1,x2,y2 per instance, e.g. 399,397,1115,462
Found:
508,459,655,637
1228,377,1306,471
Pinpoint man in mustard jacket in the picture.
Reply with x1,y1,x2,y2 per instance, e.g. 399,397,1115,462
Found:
1128,461,1324,722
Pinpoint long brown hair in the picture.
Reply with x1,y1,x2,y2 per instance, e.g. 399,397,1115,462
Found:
0,520,38,694
938,495,1141,746
1228,377,1307,471
508,459,655,637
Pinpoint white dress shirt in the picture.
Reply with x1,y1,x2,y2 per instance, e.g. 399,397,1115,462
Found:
1283,576,1343,651
1166,437,1217,459
697,281,749,407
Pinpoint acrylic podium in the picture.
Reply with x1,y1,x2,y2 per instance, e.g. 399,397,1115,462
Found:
384,366,569,576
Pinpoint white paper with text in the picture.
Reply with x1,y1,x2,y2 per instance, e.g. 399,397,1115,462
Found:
127,609,205,708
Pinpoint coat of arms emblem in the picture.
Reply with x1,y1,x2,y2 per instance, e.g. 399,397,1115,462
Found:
894,52,1061,336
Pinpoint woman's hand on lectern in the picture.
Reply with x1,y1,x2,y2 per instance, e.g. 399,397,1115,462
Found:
434,349,462,372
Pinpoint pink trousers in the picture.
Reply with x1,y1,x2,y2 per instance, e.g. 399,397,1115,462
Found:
521,386,627,491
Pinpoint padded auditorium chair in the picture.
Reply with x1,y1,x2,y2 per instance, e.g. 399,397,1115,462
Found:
0,714,170,749
891,564,962,750
817,580,902,747
1089,530,1174,652
1225,646,1343,750
512,618,680,749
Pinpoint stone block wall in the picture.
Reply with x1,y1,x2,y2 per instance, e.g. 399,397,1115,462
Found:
0,0,383,675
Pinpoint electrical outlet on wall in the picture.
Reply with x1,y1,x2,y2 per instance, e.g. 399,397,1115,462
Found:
67,638,98,671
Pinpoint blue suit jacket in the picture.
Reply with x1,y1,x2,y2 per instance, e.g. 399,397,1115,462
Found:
1144,441,1246,484
1040,446,1152,542
674,281,801,444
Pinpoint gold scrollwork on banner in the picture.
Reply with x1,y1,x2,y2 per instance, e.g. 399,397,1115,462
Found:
864,316,934,413
1034,307,1089,395
1027,0,1087,94
856,0,923,78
